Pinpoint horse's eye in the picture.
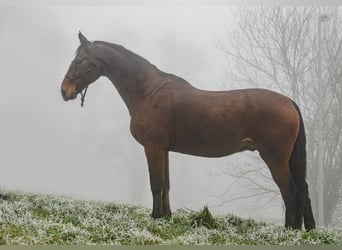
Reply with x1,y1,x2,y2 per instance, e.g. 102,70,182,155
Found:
75,58,83,64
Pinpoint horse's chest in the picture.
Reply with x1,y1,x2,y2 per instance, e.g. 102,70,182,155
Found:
129,115,170,147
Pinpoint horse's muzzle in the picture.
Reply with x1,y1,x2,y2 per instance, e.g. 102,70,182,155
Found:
61,80,77,101
61,88,69,101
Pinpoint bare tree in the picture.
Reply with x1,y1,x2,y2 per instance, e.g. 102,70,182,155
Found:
218,6,342,227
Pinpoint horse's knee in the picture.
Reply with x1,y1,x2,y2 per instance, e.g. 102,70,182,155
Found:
150,179,163,195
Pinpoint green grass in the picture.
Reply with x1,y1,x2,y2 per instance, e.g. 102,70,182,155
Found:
0,189,341,245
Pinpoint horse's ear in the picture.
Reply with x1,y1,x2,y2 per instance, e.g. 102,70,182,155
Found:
78,31,90,45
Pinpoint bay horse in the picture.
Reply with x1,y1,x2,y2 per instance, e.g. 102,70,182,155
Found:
61,32,315,230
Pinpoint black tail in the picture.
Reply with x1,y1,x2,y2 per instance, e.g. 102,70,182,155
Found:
289,101,315,230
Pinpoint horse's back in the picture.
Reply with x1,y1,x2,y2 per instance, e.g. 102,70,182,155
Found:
167,87,299,158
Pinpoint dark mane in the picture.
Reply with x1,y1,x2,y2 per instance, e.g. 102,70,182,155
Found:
94,41,171,78
94,41,152,65
75,44,83,55
76,40,168,77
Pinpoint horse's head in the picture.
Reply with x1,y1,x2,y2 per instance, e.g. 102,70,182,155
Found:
61,32,101,102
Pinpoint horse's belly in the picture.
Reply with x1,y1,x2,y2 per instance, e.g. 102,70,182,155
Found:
169,137,248,158
170,147,236,158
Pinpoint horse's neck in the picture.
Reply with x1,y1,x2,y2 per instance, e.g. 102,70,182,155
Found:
97,43,159,114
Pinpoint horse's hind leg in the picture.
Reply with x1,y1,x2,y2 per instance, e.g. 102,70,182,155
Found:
261,154,300,229
272,164,300,229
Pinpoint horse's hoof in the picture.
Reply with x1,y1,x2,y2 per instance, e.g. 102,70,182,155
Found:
151,211,163,219
305,224,316,231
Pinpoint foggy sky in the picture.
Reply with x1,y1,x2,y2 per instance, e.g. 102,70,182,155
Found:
0,5,282,222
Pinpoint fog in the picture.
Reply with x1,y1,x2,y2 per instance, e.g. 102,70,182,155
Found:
0,6,282,222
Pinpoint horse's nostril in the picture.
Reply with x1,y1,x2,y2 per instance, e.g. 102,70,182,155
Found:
61,89,68,101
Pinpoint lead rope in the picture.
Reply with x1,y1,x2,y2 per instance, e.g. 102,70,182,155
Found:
80,86,88,107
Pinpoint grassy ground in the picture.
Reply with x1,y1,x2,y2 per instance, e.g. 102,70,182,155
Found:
0,189,341,245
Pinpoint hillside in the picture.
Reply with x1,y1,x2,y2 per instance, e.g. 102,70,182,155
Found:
0,190,341,245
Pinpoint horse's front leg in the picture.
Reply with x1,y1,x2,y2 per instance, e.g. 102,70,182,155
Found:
144,143,168,218
163,151,171,217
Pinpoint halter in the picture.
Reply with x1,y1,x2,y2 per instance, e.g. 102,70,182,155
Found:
66,45,95,108
80,45,95,108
